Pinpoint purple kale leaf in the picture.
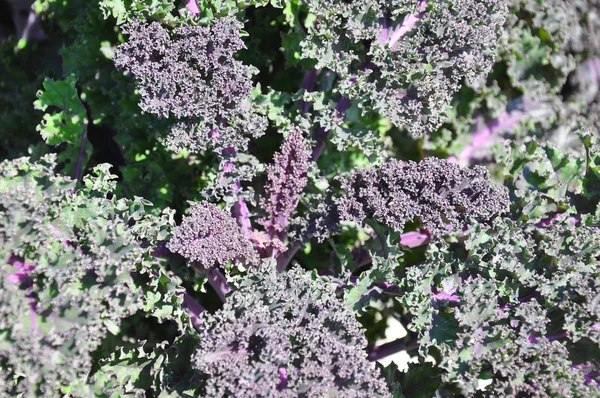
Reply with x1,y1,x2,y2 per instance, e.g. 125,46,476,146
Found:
113,17,266,153
302,0,508,136
337,157,509,236
189,263,390,397
167,201,256,268
257,128,311,257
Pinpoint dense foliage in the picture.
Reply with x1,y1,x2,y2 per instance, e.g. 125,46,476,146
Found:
0,0,599,396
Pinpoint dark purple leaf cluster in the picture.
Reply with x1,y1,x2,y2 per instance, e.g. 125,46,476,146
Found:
113,17,266,152
258,128,311,255
337,157,509,236
167,201,256,268
190,264,390,397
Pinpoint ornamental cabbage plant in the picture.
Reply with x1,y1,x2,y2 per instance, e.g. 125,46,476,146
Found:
0,0,598,397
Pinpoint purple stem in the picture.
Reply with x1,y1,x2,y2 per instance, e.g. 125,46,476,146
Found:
276,367,288,391
432,286,460,302
7,257,35,285
368,338,419,361
232,197,252,236
150,240,171,259
268,224,287,260
42,221,71,248
206,267,231,302
276,241,300,272
191,264,231,303
400,230,430,248
499,291,540,312
571,363,600,386
379,17,388,43
7,256,38,331
299,68,318,114
310,127,328,162
535,213,580,227
386,0,427,48
547,332,569,341
186,0,201,14
182,291,204,328
19,9,46,42
74,123,88,183
311,96,350,161
453,97,540,166
584,371,600,386
351,230,430,270
223,150,252,236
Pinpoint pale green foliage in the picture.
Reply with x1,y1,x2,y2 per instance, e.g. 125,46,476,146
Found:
98,0,284,26
33,75,92,178
0,155,184,396
33,75,86,145
388,132,600,395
